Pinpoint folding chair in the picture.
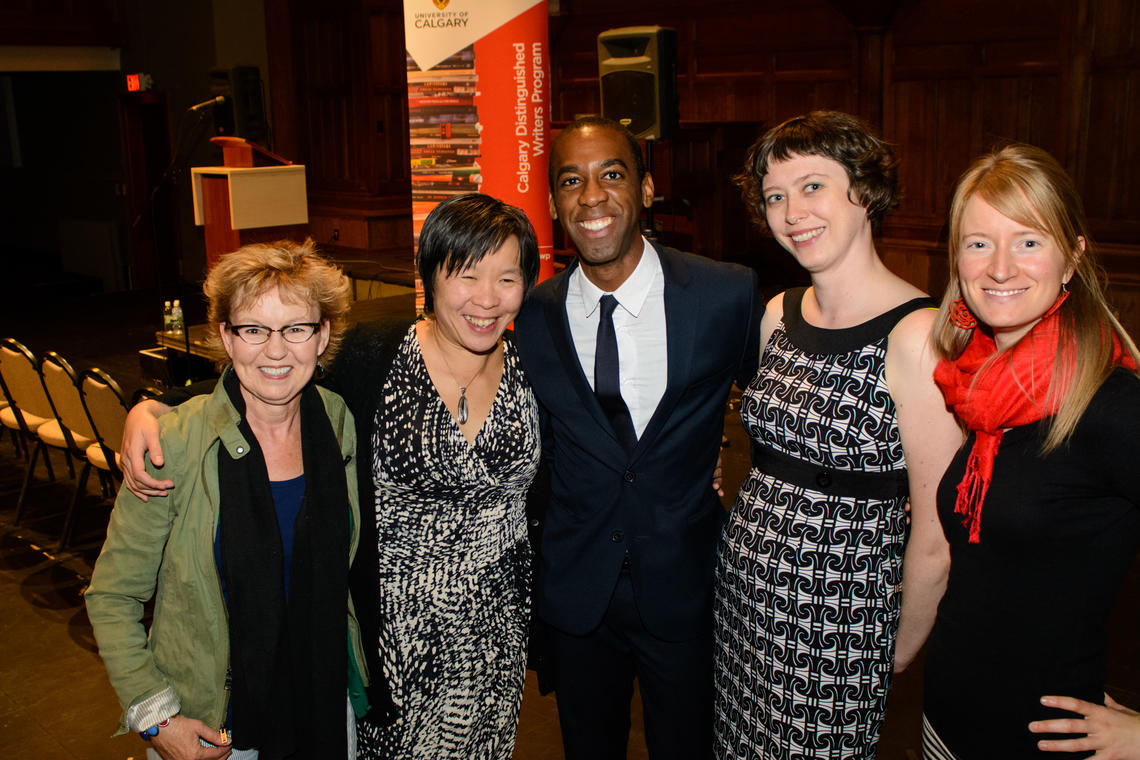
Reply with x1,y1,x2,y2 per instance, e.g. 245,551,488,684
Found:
0,339,51,460
38,352,96,547
66,368,129,548
0,338,59,520
0,372,25,458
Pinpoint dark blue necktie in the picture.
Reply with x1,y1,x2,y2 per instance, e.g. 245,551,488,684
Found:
595,294,637,452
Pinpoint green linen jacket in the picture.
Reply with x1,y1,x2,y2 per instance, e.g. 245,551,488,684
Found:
85,376,367,735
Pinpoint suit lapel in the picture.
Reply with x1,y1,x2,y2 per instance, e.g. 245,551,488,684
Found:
632,245,696,459
543,261,628,450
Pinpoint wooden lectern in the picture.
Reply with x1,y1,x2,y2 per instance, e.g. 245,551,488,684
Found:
191,137,309,269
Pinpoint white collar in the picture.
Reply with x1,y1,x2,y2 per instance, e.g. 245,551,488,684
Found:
574,236,661,319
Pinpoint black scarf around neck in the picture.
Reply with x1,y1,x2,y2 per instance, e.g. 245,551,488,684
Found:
218,369,350,758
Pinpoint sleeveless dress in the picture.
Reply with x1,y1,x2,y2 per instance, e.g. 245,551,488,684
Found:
356,325,540,760
713,288,933,759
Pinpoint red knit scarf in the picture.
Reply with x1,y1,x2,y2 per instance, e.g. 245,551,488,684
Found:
935,294,1126,543
934,324,1057,542
934,296,1137,542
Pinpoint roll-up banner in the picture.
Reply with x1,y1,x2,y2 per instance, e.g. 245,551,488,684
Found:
405,0,554,308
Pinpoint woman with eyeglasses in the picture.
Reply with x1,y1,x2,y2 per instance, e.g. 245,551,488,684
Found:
115,195,545,759
86,240,368,760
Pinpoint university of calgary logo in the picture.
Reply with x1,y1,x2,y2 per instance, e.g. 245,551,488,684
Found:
432,0,449,8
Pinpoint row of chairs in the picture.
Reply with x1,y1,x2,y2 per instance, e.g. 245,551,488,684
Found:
0,337,135,550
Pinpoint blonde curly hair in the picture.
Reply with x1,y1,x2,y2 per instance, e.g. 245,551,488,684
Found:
204,238,351,364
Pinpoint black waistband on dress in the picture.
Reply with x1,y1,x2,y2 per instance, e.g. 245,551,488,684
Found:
749,440,909,500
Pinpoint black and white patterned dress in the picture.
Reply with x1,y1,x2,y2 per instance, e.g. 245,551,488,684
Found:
356,324,539,760
713,288,932,759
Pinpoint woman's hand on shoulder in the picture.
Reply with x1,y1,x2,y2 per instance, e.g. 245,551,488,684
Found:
122,399,175,501
1031,693,1140,758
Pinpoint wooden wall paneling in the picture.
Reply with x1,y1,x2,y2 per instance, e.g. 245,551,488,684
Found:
878,0,1140,301
766,44,857,122
1109,280,1140,343
686,7,854,123
766,79,842,125
1093,0,1140,338
308,97,349,190
646,121,772,266
1118,71,1140,227
1061,0,1091,181
885,77,974,217
716,122,771,267
677,17,699,122
1082,0,1140,242
547,0,857,125
888,0,1064,47
688,2,851,56
266,0,412,261
886,20,1063,219
977,74,1063,158
265,0,299,161
855,26,886,126
887,69,1009,292
297,10,366,194
879,238,949,299
551,22,602,120
1085,71,1140,241
1101,243,1140,340
652,128,708,256
887,0,1066,216
771,46,852,78
366,3,410,195
687,16,773,123
1091,0,1136,58
880,29,952,293
881,74,974,293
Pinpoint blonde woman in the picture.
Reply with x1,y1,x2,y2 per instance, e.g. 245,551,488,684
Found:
87,241,365,759
922,144,1140,758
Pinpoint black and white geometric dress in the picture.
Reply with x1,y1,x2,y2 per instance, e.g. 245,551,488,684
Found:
356,324,540,760
714,287,933,759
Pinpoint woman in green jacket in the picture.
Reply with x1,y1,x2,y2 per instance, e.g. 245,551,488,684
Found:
86,240,367,760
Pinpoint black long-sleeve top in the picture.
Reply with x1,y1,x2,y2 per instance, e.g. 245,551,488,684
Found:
924,368,1140,758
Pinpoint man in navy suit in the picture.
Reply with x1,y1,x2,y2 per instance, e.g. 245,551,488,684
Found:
515,116,761,759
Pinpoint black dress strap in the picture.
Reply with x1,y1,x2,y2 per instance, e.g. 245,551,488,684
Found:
781,287,937,355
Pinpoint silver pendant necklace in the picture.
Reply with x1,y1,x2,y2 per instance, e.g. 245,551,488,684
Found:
431,321,493,425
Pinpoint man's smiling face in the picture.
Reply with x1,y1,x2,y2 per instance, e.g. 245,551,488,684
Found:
548,124,654,278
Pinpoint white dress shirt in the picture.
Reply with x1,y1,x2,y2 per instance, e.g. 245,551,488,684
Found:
566,238,668,439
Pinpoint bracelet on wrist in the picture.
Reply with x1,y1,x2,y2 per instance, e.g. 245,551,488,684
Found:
139,717,172,741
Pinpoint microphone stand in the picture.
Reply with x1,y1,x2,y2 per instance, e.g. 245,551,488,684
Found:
131,103,217,386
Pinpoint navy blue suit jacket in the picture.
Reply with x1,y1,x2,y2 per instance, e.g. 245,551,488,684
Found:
515,243,761,641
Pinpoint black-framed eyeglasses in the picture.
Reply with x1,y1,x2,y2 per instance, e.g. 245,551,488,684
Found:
228,322,321,345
